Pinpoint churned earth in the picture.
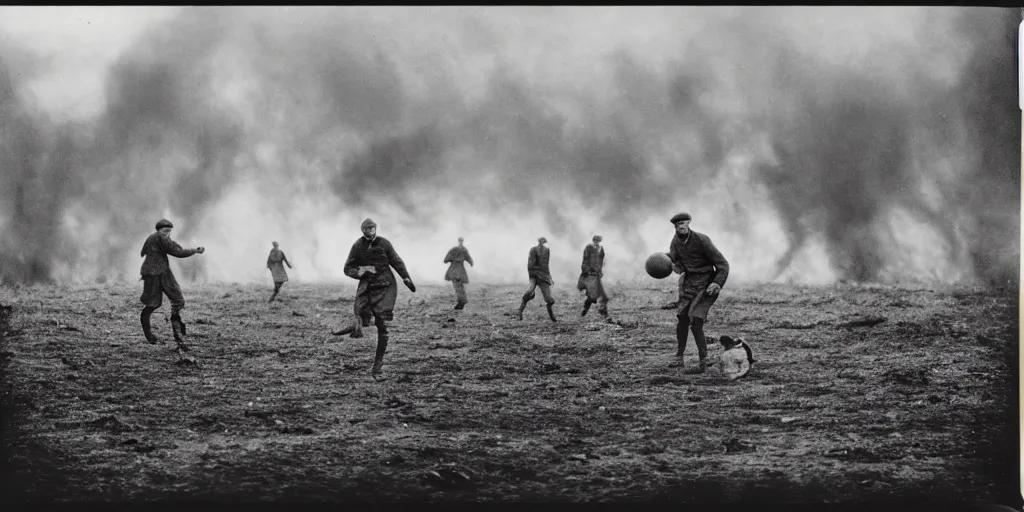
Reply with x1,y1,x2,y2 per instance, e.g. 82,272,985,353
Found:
0,280,1018,503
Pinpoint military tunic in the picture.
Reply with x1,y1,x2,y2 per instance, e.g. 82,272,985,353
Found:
139,231,198,310
443,246,474,283
343,236,411,323
527,245,553,285
522,244,555,305
668,230,729,320
576,243,608,303
267,248,290,284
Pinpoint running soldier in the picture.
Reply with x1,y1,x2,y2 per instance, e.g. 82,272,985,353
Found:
517,237,557,322
443,236,474,310
667,212,729,374
331,218,416,379
577,235,609,317
139,219,205,353
266,241,293,302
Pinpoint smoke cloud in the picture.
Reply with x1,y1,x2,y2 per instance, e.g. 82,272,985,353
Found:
0,7,1017,287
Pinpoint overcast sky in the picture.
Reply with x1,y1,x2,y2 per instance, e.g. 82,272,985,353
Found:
0,7,1015,286
0,7,179,117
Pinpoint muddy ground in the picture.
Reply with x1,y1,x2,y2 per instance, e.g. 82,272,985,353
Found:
0,280,1018,503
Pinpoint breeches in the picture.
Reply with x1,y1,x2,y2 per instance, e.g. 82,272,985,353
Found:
140,271,184,313
354,284,397,323
452,279,467,302
523,279,554,304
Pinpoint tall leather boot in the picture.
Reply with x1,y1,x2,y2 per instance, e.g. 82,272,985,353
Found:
454,282,467,310
685,318,708,374
546,302,557,322
581,299,592,317
141,307,161,344
170,312,189,352
675,316,690,357
517,298,529,321
372,320,389,379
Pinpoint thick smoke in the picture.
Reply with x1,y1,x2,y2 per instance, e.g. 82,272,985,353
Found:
0,37,83,284
726,9,1021,285
0,7,1017,287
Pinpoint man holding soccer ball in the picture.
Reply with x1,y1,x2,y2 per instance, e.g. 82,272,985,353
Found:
666,212,729,374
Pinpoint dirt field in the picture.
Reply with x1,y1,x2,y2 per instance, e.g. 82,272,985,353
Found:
0,280,1018,503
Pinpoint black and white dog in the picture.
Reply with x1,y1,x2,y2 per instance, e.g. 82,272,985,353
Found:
717,335,755,380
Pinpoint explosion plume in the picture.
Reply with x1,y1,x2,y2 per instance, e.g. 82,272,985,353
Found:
0,7,1017,287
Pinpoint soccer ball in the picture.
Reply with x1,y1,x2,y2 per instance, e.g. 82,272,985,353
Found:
645,252,674,279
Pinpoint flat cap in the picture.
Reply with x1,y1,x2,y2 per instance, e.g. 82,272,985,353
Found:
361,218,377,229
670,212,692,224
538,237,548,244
592,235,603,242
155,219,174,230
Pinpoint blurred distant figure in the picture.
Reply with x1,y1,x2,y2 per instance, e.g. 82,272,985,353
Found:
266,241,293,302
667,212,729,374
443,236,474,310
331,218,416,379
517,237,557,322
577,235,609,318
139,218,205,353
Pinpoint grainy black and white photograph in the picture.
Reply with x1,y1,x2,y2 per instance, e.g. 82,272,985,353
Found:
0,6,1019,505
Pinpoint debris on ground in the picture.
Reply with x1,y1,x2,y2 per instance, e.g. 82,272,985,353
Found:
722,438,756,453
1,282,1014,502
835,316,887,329
422,464,476,489
885,368,931,386
772,320,824,329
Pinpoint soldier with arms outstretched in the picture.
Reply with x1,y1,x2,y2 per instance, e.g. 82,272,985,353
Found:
139,218,205,354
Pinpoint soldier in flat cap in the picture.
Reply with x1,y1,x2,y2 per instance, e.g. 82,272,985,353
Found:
517,237,557,322
667,212,729,374
443,236,474,310
266,241,293,303
138,218,205,353
332,218,416,379
577,235,609,317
